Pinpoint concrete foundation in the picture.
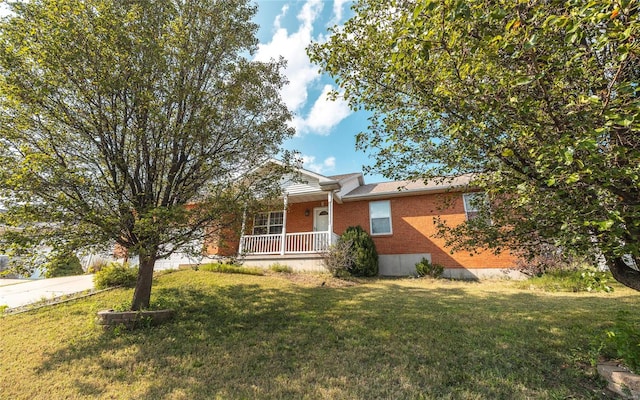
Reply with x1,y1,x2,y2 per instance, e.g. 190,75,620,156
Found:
242,254,326,272
442,268,526,280
240,253,523,280
379,253,431,276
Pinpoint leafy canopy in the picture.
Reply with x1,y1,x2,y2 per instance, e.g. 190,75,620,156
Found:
309,0,640,289
0,0,294,309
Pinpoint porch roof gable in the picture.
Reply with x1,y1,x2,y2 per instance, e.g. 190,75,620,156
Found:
278,164,364,203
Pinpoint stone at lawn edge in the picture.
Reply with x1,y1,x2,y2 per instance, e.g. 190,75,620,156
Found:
97,309,175,330
598,361,640,399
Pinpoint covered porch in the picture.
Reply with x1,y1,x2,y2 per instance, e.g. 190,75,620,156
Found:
239,231,340,255
238,181,341,257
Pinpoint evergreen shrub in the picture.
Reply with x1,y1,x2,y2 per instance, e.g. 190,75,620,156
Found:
340,226,378,277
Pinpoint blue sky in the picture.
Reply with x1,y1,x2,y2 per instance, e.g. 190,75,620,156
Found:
252,0,386,183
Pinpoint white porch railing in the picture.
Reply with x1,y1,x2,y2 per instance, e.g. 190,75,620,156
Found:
240,233,282,254
239,231,338,255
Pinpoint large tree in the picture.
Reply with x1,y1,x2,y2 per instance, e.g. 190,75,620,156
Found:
0,0,294,309
309,0,640,288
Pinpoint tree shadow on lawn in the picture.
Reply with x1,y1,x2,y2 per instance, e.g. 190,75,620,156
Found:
35,280,628,399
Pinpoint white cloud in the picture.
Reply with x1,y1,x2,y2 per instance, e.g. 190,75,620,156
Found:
330,0,350,25
299,0,323,27
302,155,336,174
274,4,289,29
297,85,351,135
254,0,352,136
254,0,323,113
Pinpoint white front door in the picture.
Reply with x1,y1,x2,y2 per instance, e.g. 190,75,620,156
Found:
314,207,329,232
313,207,329,251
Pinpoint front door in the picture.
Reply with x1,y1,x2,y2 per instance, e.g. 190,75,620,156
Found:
313,207,329,251
314,207,329,232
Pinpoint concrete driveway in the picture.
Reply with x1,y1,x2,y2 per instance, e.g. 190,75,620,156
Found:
0,274,94,309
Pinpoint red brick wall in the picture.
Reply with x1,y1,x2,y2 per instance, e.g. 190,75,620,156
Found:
333,193,517,270
205,226,238,257
204,193,517,270
286,201,323,232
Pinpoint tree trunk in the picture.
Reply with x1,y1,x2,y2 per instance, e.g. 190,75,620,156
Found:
131,248,157,311
608,256,640,292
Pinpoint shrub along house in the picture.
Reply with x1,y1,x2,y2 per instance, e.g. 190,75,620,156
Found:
205,162,519,279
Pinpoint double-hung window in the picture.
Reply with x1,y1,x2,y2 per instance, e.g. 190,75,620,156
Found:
253,211,284,235
370,200,392,235
462,193,485,221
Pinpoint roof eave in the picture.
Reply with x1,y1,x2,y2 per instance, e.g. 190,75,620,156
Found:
319,180,341,191
342,184,469,202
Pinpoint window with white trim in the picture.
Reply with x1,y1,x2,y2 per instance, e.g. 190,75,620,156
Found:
462,193,485,221
370,200,392,235
253,211,284,235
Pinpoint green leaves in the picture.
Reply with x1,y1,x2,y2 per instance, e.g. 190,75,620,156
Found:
0,0,293,288
501,148,514,157
310,0,640,289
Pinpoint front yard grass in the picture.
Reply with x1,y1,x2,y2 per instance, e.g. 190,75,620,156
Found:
1,270,638,399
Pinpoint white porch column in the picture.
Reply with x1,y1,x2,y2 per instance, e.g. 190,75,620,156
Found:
328,190,334,244
280,194,288,255
238,205,247,254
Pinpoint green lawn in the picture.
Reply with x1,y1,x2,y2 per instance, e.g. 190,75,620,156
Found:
1,270,637,399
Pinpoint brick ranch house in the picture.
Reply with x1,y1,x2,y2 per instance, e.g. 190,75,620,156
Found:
203,163,520,279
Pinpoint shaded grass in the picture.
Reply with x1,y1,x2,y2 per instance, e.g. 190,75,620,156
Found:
514,269,618,293
1,270,638,399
